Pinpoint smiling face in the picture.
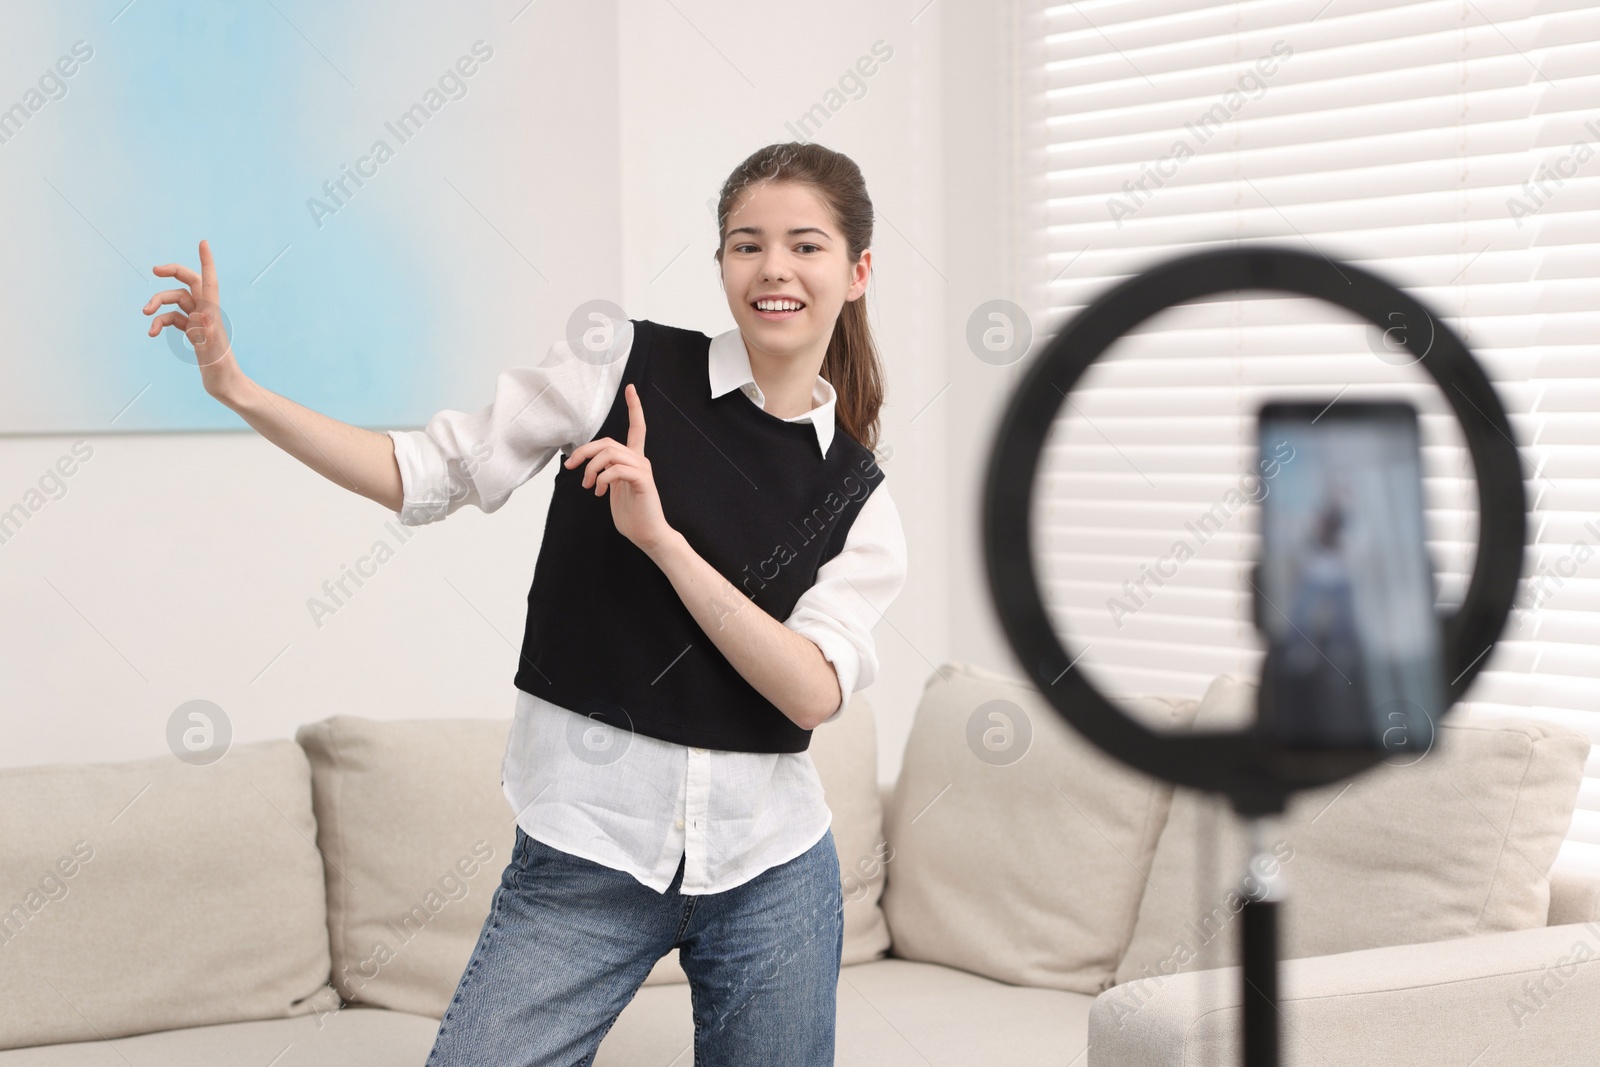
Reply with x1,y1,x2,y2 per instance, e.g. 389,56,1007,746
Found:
717,180,870,366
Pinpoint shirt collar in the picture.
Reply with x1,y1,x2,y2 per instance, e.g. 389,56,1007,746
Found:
707,328,836,459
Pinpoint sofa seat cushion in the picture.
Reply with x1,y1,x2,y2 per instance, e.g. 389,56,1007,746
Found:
594,958,1097,1067
880,661,1199,995
1115,674,1591,985
0,1006,441,1067
1092,922,1600,1067
0,960,1093,1067
0,741,337,1051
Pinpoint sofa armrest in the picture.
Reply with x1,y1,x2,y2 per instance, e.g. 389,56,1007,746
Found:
1548,861,1600,926
1089,922,1600,1067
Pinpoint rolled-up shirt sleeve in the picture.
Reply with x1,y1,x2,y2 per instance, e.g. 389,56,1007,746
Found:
784,481,908,725
387,322,632,526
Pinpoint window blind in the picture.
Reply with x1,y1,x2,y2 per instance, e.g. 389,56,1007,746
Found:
1021,0,1600,867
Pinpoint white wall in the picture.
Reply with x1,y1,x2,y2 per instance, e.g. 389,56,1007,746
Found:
3,0,1026,790
939,0,1038,685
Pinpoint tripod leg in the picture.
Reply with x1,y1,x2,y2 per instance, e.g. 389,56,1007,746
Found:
1241,895,1279,1067
1238,815,1286,1067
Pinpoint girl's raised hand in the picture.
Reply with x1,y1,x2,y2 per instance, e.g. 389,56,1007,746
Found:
563,383,676,556
143,239,243,400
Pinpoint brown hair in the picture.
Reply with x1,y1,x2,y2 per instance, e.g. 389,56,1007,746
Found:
713,142,885,454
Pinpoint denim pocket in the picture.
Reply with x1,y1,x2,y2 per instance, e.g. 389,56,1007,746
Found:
508,826,533,892
514,826,537,870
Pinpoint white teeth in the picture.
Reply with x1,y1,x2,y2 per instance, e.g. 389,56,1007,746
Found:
755,299,803,312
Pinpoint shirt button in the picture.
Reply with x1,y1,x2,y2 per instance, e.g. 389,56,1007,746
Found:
675,818,685,830
691,747,706,755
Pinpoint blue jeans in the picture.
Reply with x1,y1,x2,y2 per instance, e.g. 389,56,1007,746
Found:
424,824,844,1067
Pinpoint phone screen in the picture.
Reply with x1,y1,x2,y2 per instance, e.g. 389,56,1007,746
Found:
1255,401,1443,753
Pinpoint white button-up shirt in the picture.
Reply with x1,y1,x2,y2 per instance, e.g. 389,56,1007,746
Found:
387,321,907,894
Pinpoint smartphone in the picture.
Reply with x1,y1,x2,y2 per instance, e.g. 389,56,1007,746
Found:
1253,400,1443,753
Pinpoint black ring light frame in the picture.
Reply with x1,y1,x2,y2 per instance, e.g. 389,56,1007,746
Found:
982,244,1526,819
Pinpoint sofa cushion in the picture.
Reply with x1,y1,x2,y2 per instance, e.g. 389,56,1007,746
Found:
295,715,522,1016
810,690,893,966
0,741,337,1051
1548,861,1600,926
592,958,1097,1067
1114,674,1591,985
295,694,890,1016
880,661,1199,995
0,1005,440,1067
1094,922,1600,1067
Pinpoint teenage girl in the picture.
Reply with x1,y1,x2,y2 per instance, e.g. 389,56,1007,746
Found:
141,140,907,1066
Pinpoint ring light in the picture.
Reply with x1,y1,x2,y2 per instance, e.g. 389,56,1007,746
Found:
981,244,1526,816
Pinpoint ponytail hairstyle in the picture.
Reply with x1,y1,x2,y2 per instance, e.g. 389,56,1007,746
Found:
713,142,885,455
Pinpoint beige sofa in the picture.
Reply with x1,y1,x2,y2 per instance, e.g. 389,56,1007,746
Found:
3,662,1597,1066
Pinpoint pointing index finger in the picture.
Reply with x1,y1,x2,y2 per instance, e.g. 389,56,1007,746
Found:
198,239,218,302
626,383,646,453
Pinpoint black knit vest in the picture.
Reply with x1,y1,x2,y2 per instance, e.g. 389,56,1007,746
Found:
513,319,885,753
